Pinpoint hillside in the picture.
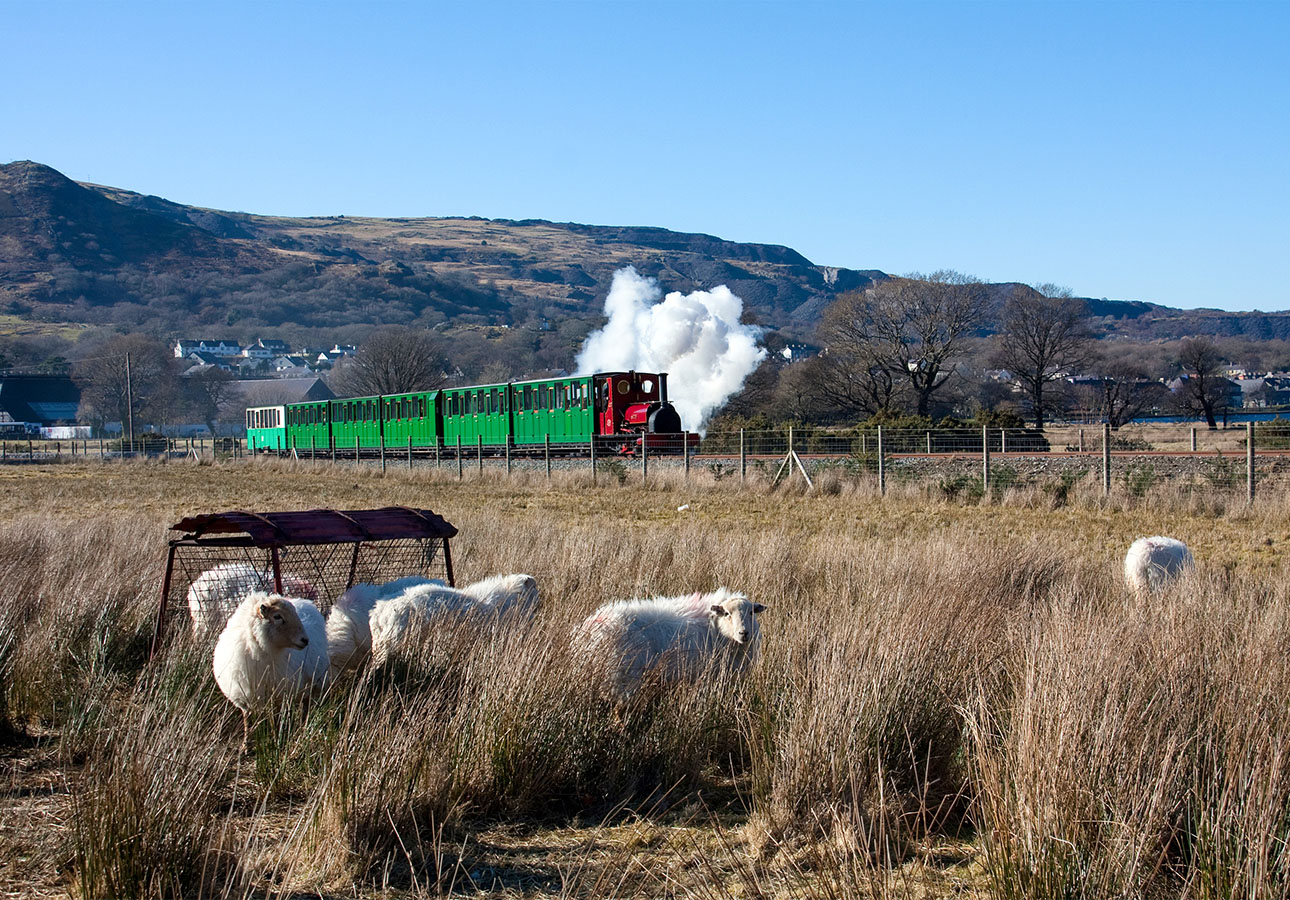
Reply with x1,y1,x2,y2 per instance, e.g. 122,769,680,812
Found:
2,160,1288,351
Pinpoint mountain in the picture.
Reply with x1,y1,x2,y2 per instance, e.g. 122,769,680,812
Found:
2,160,1288,348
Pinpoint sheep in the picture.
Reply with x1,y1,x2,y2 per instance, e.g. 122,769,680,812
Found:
212,592,313,749
286,596,330,698
326,575,442,673
367,574,541,668
575,587,765,698
1124,536,1194,596
457,573,541,618
186,562,317,639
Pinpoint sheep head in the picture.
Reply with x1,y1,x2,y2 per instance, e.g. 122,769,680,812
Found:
708,590,765,648
254,594,309,650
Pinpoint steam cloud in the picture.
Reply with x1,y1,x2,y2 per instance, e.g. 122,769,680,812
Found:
574,267,766,432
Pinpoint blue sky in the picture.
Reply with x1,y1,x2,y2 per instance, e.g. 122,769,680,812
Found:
3,0,1287,311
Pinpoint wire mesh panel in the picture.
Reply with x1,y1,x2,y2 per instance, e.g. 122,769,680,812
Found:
154,507,456,651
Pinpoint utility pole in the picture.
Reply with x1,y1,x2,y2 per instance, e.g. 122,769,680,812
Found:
125,352,135,451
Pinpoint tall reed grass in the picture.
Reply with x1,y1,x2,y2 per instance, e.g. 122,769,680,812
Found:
3,476,1290,898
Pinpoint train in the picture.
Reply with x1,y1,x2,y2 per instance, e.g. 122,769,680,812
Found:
245,370,697,455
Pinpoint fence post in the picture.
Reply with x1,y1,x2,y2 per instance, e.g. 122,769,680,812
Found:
927,430,931,455
408,434,413,471
478,435,484,475
683,431,690,480
435,439,441,469
1078,428,1084,453
877,426,885,495
982,425,991,494
1000,428,1007,455
740,428,746,483
590,436,596,485
457,436,463,479
1102,423,1111,496
380,432,386,473
505,435,511,477
641,437,648,483
544,434,550,479
1247,421,1255,503
1191,427,1197,453
355,435,360,463
99,438,104,459
331,436,336,464
311,434,316,462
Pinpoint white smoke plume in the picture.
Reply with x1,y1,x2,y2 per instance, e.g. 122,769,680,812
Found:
574,266,766,432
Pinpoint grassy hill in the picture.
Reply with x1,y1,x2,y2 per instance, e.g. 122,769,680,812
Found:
3,160,1289,362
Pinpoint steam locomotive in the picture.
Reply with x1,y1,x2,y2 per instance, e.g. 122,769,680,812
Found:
245,370,697,455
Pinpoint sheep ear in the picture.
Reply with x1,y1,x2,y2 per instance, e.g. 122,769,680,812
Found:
710,604,728,616
258,602,273,619
752,604,766,613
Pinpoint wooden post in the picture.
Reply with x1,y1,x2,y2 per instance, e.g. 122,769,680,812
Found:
740,428,746,483
478,435,484,475
28,439,33,460
589,435,596,485
1191,427,1197,452
505,435,511,476
641,437,648,482
99,438,104,459
408,434,413,471
1078,428,1084,453
1000,428,1007,455
1102,422,1111,496
877,426,885,495
311,434,316,462
683,431,690,480
379,432,386,473
331,436,336,464
355,435,360,463
457,436,463,479
982,425,991,494
435,439,441,469
927,431,932,455
1247,421,1256,503
544,434,550,479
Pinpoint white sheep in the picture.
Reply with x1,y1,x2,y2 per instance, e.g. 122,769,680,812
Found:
326,576,442,673
575,587,765,698
186,562,317,639
286,596,330,698
212,591,315,749
367,574,541,668
1124,536,1194,596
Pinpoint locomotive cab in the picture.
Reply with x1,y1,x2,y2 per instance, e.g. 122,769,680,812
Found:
596,371,694,454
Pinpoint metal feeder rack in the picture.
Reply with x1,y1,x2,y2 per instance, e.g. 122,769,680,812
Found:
154,506,457,654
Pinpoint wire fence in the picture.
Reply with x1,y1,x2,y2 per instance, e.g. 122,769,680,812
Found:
9,422,1290,501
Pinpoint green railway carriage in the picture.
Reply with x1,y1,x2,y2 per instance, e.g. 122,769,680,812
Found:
441,383,511,448
285,400,332,452
510,375,594,446
245,405,287,451
381,390,441,448
331,395,385,449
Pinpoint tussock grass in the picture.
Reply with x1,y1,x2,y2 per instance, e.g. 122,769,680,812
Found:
4,464,1290,897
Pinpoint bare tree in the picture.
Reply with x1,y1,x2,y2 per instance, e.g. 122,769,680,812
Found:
817,271,986,418
993,284,1092,429
73,335,177,434
1078,358,1160,429
329,328,448,397
184,366,238,435
1174,337,1229,429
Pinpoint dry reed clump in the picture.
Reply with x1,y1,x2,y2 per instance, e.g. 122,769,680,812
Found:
964,567,1290,899
741,539,1070,863
67,642,242,900
0,517,160,734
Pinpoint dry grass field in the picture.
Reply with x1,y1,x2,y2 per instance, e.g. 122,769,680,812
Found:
2,459,1290,899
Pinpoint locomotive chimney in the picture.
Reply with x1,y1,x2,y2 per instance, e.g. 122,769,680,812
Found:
659,373,668,403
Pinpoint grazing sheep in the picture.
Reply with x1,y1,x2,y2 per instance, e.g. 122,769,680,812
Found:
285,597,330,698
457,573,540,618
212,592,311,749
1124,536,1194,595
367,575,541,667
575,587,765,698
326,576,442,673
187,562,317,639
